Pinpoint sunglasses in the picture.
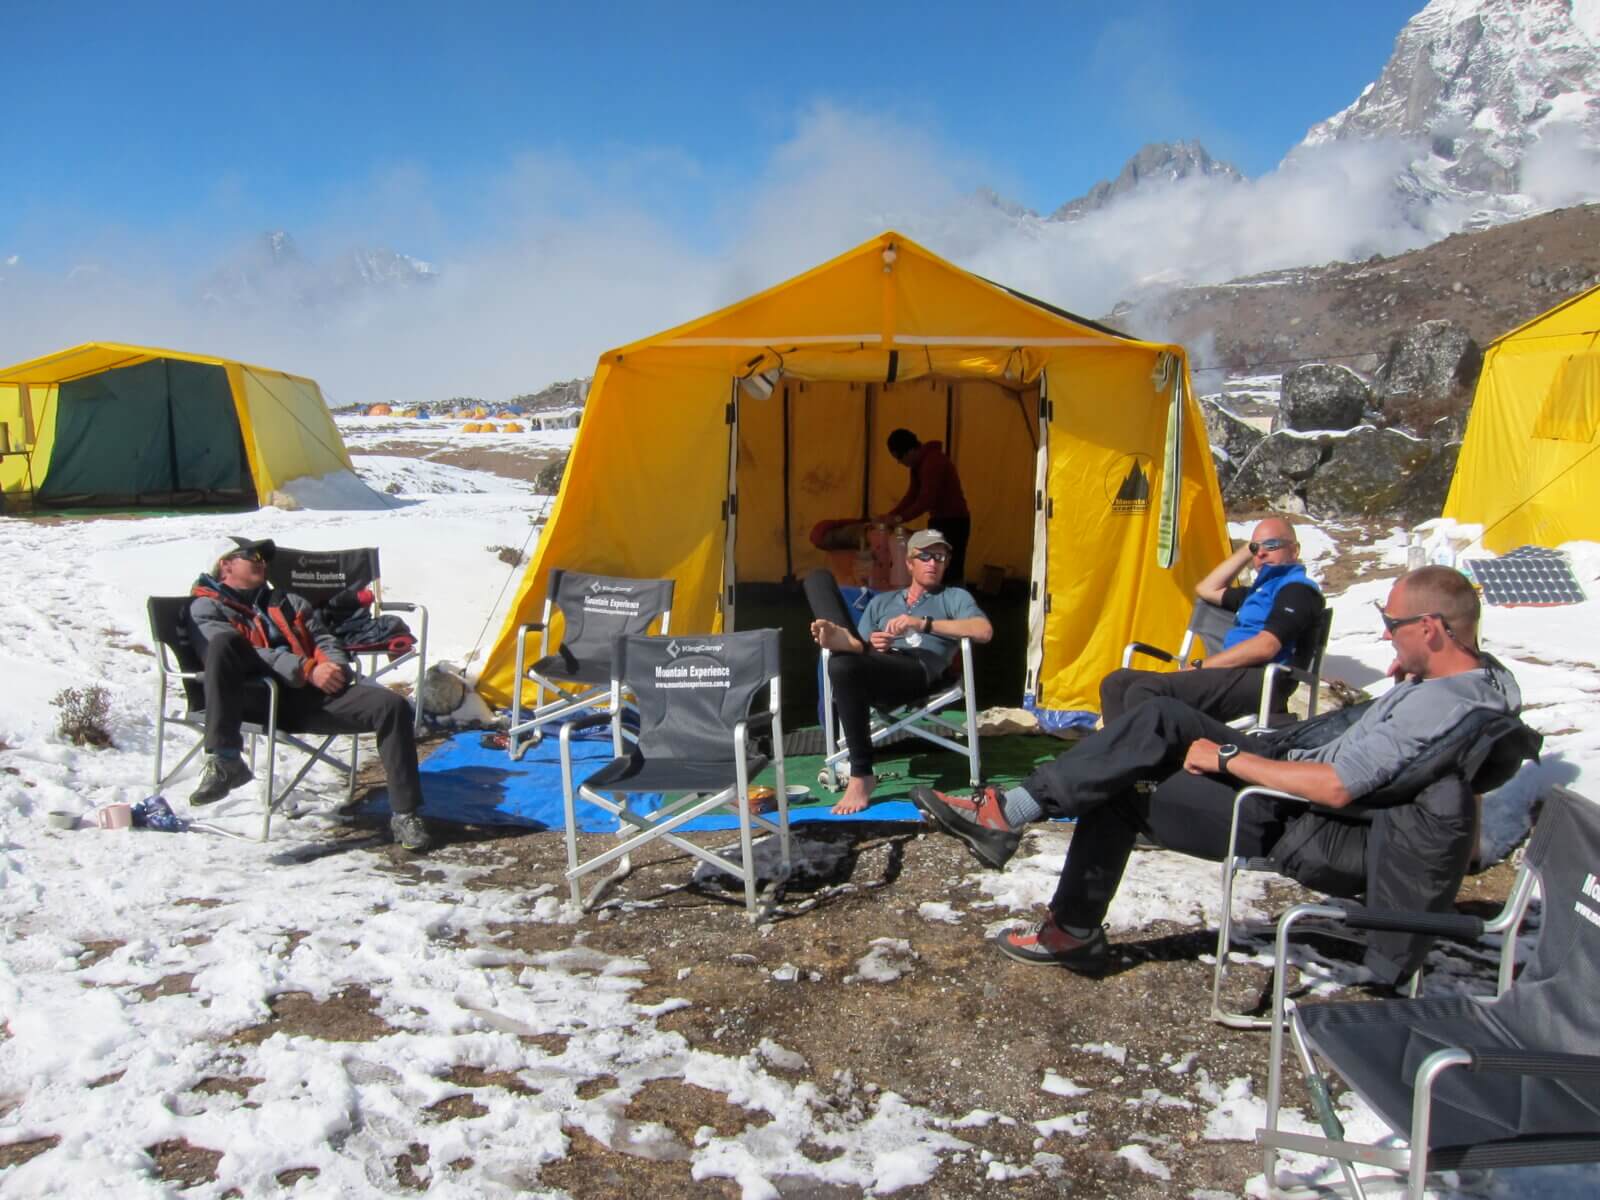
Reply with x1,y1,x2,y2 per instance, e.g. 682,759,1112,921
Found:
227,550,265,564
911,550,950,563
1248,538,1292,554
1372,601,1443,633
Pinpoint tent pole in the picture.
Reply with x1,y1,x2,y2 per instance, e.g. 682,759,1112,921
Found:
781,383,794,584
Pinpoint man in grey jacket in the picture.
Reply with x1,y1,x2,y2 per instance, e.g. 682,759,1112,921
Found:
913,566,1520,972
186,536,431,852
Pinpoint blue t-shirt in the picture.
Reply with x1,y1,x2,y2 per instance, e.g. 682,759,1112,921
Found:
860,585,985,666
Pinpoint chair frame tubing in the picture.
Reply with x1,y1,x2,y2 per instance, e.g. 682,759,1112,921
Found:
558,676,791,920
152,631,358,842
818,637,980,791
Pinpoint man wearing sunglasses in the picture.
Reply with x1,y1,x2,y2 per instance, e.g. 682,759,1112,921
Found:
1099,516,1325,723
914,566,1521,974
185,535,433,852
806,528,993,815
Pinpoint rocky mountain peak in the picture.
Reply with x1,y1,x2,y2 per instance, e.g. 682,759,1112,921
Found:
1050,140,1244,221
1297,0,1600,217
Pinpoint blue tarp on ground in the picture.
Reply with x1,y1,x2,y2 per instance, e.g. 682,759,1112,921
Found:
366,726,922,831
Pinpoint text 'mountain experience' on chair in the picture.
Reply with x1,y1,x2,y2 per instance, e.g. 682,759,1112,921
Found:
508,569,674,760
558,629,790,920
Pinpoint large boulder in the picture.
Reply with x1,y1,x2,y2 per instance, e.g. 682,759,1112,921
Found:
1373,320,1483,439
1276,364,1370,432
1303,427,1436,519
1224,431,1329,513
1198,396,1264,490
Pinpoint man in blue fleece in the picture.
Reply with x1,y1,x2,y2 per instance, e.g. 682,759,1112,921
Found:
913,566,1520,972
1099,516,1325,722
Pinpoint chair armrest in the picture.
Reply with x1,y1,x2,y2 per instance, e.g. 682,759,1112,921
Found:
560,712,615,736
1467,1049,1600,1081
1328,908,1486,940
1123,641,1178,667
379,601,417,613
518,621,547,635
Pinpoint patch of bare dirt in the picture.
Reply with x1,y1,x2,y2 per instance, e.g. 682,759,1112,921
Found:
76,939,123,967
0,1135,58,1169
231,985,393,1045
145,1138,223,1188
133,972,195,1001
443,1064,535,1094
539,1127,739,1200
394,1141,431,1191
192,1075,264,1099
358,439,558,485
276,1166,319,1187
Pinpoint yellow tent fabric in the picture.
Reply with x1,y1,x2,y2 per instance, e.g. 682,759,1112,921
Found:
1444,284,1600,551
477,231,1229,719
0,342,351,506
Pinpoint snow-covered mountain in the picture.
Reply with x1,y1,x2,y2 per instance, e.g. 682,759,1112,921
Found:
1296,0,1600,226
1049,140,1244,221
199,230,436,309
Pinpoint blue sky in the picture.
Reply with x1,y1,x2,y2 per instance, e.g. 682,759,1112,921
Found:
4,1,1421,267
0,1,1440,400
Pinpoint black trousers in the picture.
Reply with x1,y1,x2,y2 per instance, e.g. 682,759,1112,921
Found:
1020,697,1292,926
201,631,423,814
803,569,936,778
1099,664,1295,723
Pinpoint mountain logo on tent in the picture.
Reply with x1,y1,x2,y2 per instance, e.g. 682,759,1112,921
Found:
1106,454,1152,514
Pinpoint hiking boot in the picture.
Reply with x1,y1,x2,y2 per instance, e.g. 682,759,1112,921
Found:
909,784,1022,870
190,755,254,805
390,812,433,853
992,915,1109,974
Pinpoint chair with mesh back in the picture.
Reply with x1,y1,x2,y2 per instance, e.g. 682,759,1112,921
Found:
266,546,429,733
149,596,357,841
1123,598,1335,731
508,569,674,760
1257,786,1600,1199
1209,705,1541,1028
557,629,789,919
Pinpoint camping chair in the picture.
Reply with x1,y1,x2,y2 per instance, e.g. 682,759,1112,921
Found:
1209,706,1541,1028
265,546,429,733
1123,599,1335,730
148,596,358,842
817,639,981,792
557,629,790,920
508,569,675,760
1256,786,1600,1200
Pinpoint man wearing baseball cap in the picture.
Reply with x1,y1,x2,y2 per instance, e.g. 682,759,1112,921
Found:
805,528,993,815
185,535,432,851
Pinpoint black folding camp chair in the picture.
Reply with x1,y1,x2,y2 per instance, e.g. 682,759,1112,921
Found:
557,630,790,920
1123,598,1335,730
508,569,674,760
817,638,981,792
149,596,357,841
1257,786,1600,1199
1210,705,1542,1028
266,546,429,733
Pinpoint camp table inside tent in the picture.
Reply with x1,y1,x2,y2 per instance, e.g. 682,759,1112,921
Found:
0,342,353,511
478,231,1230,730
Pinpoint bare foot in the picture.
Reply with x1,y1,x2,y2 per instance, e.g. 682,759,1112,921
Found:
811,619,858,654
832,775,875,815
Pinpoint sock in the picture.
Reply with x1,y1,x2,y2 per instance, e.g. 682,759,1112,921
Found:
1058,920,1099,940
1000,786,1044,828
214,749,243,760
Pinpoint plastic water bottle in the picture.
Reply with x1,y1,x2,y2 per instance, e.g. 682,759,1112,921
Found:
1406,532,1426,572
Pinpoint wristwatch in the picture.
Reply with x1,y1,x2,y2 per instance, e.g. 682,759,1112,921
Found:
1216,743,1240,775
924,616,934,634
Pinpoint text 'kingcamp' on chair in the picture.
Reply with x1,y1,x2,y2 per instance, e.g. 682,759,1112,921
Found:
1123,598,1335,731
558,629,790,920
1257,785,1600,1200
817,638,981,792
1210,705,1542,1029
509,569,674,760
266,546,430,733
149,596,358,842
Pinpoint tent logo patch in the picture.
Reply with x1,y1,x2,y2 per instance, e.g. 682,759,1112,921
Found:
1106,455,1152,514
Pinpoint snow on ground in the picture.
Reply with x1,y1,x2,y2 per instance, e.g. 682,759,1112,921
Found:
2,428,1599,1195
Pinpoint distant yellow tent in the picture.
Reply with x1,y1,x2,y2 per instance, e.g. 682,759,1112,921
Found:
367,403,393,416
1445,284,1600,551
0,342,352,509
477,231,1228,722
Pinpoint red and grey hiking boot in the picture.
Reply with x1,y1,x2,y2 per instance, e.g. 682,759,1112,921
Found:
909,784,1022,870
992,914,1109,974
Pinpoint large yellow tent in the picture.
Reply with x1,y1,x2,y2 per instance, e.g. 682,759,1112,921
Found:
1444,284,1600,551
0,342,352,509
478,231,1229,722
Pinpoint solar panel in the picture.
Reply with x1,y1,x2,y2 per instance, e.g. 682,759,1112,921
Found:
1463,546,1587,607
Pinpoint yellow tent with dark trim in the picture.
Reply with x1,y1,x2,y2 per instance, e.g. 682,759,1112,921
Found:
477,231,1229,722
1444,284,1600,551
0,342,352,509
